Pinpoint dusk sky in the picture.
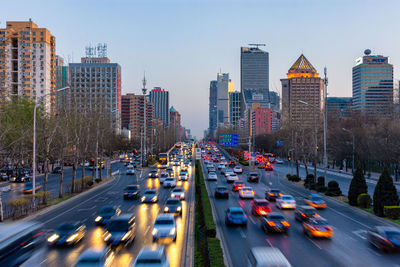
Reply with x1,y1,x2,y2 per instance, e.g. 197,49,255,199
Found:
2,0,399,138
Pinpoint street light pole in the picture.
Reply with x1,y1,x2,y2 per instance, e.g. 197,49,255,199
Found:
342,128,355,174
323,67,328,178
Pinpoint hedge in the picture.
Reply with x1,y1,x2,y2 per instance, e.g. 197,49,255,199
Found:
208,237,225,267
357,193,372,208
239,160,249,166
197,161,216,237
325,180,342,196
384,206,400,219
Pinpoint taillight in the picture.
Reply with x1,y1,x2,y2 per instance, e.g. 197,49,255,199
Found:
281,221,290,227
251,191,255,195
269,193,274,196
301,213,306,217
267,221,276,227
278,193,283,196
228,214,232,218
315,213,320,217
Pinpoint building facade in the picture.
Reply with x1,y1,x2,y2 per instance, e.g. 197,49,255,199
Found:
169,106,184,141
0,20,56,111
229,91,241,126
352,50,393,115
281,54,324,128
55,55,69,110
251,107,272,136
327,97,352,117
149,87,169,127
240,46,269,95
269,91,280,111
209,80,218,133
216,73,230,125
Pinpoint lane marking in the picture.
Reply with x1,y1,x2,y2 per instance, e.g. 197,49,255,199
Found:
306,236,322,249
352,230,368,240
239,229,246,239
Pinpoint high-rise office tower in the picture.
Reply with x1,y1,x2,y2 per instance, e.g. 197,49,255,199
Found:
327,97,352,117
169,106,184,141
269,91,280,111
209,80,217,132
229,91,241,126
149,87,169,127
216,73,230,125
352,49,393,115
281,54,324,128
0,20,56,111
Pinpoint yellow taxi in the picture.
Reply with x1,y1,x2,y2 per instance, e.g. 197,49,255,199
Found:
305,194,327,209
302,216,333,238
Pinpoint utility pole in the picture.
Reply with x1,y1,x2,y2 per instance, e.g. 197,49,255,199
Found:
142,73,147,167
323,67,328,178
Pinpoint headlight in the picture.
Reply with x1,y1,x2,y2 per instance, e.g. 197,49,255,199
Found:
47,234,59,243
177,206,182,211
164,207,169,212
169,228,176,235
66,233,79,243
95,216,102,222
171,194,175,198
152,229,158,236
104,232,111,241
151,196,157,201
121,231,131,241
141,197,146,202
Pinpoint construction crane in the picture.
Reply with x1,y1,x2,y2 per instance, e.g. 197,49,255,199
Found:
248,43,266,48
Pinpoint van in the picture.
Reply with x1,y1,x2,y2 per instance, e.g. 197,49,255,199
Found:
248,247,291,267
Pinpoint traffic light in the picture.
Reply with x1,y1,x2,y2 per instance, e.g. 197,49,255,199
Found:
288,156,291,161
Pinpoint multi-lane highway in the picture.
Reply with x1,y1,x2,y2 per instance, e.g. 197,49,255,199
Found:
23,146,194,267
201,148,400,267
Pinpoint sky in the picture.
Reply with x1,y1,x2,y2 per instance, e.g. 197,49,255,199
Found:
1,0,400,138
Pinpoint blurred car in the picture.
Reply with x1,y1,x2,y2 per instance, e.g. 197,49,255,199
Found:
215,186,229,199
21,182,41,194
265,162,273,171
178,171,188,181
294,206,319,222
52,166,62,174
276,195,296,209
127,164,135,169
302,216,333,238
265,188,282,201
126,168,135,175
180,169,189,176
251,199,271,216
163,177,176,188
123,185,140,199
103,214,136,247
225,207,247,226
217,163,225,170
368,226,400,252
171,187,185,200
166,167,173,175
233,166,243,174
141,189,159,203
208,172,217,181
163,198,182,216
305,194,327,209
247,247,291,267
159,173,169,184
173,160,180,166
134,245,170,267
95,206,121,226
152,214,177,242
239,187,255,199
148,170,159,178
208,166,216,173
261,213,290,234
224,168,234,177
247,172,260,183
276,159,284,164
232,180,245,192
47,222,86,246
227,174,239,183
228,161,236,167
74,247,114,267
258,162,265,169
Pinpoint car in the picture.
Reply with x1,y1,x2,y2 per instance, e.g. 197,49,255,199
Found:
294,205,319,222
126,168,135,175
10,172,30,183
217,163,225,170
265,188,282,201
159,173,169,184
171,187,185,200
134,245,170,267
141,189,158,203
215,186,229,199
261,213,290,234
225,207,247,226
208,172,217,181
52,166,62,174
148,170,159,178
103,214,136,246
94,206,121,226
247,172,260,183
302,216,333,238
0,170,8,181
368,226,400,252
163,177,176,188
208,166,216,173
179,171,188,181
265,162,273,171
74,247,114,267
239,187,255,199
258,162,265,169
220,166,226,174
47,222,86,246
163,198,183,215
251,199,271,216
227,174,239,183
247,247,291,267
127,164,135,169
152,214,177,242
180,169,189,175
21,182,42,194
276,159,284,164
173,160,180,166
305,194,327,209
224,168,234,177
228,161,236,167
276,195,296,209
233,166,243,174
123,185,140,199
166,167,173,175
232,180,245,192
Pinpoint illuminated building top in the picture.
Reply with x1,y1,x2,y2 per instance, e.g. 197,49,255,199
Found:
287,54,319,78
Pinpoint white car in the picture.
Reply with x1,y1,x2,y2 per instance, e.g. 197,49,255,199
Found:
208,172,217,181
276,159,284,164
227,174,239,183
152,214,177,242
225,169,234,177
134,245,170,267
217,163,225,170
239,187,255,199
233,166,243,174
75,247,113,267
276,195,296,209
178,174,188,181
159,173,169,184
171,187,185,200
126,169,135,175
163,178,176,188
127,164,135,169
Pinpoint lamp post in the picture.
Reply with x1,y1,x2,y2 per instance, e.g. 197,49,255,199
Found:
32,87,70,199
342,128,355,174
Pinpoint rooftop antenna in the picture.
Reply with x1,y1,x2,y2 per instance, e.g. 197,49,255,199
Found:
248,43,266,49
142,72,147,95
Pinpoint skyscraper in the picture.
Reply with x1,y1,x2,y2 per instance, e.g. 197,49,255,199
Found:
0,20,56,111
149,87,169,127
281,54,324,127
352,49,393,115
327,97,352,117
169,106,184,141
216,73,230,125
209,80,217,133
269,91,280,111
229,91,241,126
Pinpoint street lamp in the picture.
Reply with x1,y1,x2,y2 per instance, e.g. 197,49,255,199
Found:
32,87,70,198
342,128,355,174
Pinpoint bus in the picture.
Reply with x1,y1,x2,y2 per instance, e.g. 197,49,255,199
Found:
157,153,168,169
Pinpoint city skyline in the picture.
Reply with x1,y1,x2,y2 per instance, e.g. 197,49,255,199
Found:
1,0,400,137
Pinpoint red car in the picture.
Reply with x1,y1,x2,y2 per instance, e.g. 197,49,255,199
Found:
232,181,245,192
265,162,273,171
251,199,271,216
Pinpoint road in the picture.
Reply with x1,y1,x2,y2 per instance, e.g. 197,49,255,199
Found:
25,150,194,266
201,157,400,267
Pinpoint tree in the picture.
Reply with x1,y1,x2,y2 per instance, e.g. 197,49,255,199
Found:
373,167,399,216
348,166,368,206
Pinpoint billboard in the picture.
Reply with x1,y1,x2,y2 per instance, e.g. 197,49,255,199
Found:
219,134,238,147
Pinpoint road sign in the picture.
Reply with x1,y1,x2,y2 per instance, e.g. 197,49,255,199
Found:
219,134,238,147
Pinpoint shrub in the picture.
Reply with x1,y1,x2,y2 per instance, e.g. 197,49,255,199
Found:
33,191,51,206
348,166,368,206
373,167,400,217
316,176,327,192
87,180,94,187
384,206,400,219
325,180,342,196
304,174,315,189
95,178,101,183
290,175,301,182
6,198,32,219
239,160,249,166
286,173,291,179
357,193,372,208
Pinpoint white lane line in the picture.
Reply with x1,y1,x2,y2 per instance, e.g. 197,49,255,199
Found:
248,215,256,225
306,236,322,249
265,237,273,247
367,248,382,257
144,226,150,236
239,229,246,238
